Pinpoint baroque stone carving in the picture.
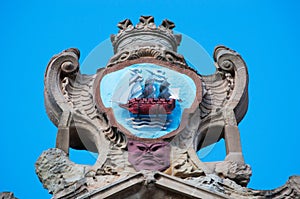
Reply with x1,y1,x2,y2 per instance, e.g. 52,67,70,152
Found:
106,47,188,68
35,148,88,194
215,161,252,187
36,16,300,199
0,192,18,199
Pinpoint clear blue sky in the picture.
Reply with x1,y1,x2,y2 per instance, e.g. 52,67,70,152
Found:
1,1,300,198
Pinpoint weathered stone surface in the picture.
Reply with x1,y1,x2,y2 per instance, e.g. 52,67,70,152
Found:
255,175,300,199
185,174,300,199
0,192,18,199
35,148,88,194
35,148,300,198
37,15,299,199
165,147,205,178
215,161,252,186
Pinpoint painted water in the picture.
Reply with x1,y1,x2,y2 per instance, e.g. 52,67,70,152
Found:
100,63,196,138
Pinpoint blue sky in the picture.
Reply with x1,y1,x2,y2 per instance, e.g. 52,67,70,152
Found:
1,1,300,198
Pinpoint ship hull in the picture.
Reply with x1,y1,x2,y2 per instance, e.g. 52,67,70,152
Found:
120,98,175,115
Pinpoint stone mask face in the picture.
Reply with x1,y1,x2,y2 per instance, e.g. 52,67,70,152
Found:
127,140,171,171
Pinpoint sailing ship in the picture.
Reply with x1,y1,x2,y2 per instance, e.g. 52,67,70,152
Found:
120,97,176,115
119,70,176,115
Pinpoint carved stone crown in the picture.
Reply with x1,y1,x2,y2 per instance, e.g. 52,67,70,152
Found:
110,16,182,54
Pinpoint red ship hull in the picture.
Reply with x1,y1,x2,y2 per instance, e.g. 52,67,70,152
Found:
120,98,175,115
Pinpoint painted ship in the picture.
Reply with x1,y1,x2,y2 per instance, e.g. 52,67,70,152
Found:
120,97,176,115
119,70,177,115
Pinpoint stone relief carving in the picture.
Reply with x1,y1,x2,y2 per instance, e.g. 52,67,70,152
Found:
36,16,299,198
128,140,171,172
106,47,188,68
35,148,87,195
215,161,252,187
0,192,18,199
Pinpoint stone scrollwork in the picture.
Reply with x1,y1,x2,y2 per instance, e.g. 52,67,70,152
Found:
43,47,127,172
195,46,249,173
36,16,300,199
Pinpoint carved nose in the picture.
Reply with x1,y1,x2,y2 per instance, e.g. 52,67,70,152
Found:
145,149,151,153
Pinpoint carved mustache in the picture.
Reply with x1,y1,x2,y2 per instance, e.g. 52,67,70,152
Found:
134,155,165,165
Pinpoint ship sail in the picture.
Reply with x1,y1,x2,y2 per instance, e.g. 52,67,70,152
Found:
129,81,143,99
119,69,177,116
169,88,180,100
112,70,143,104
141,78,156,98
158,80,171,99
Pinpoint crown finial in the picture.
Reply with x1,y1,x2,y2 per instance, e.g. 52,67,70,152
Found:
117,19,133,31
136,16,155,29
160,19,175,30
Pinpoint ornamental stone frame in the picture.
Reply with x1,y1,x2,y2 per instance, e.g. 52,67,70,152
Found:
36,16,300,199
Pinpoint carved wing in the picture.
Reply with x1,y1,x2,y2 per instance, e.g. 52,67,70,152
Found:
196,46,249,149
44,48,126,157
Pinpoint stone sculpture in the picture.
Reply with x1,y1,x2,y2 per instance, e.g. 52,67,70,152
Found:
36,16,300,198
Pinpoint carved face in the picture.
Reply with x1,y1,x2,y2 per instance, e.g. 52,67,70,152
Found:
128,140,170,171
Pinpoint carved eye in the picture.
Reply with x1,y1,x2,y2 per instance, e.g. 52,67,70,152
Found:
151,145,161,152
137,146,147,151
